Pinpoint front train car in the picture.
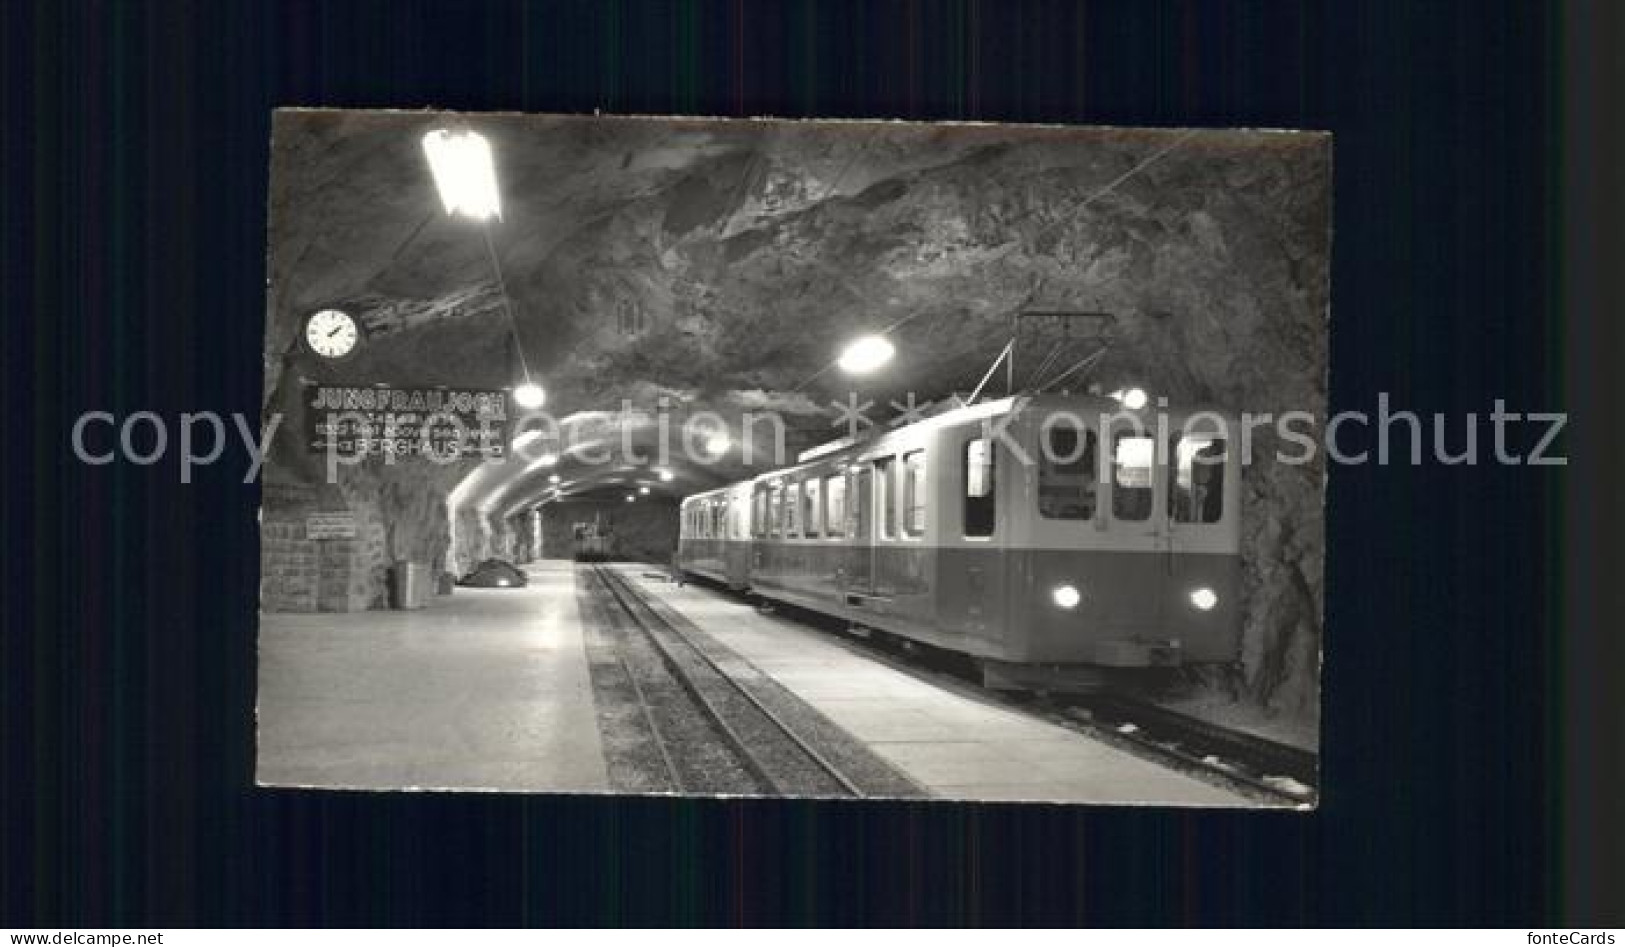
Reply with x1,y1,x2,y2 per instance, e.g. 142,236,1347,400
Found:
680,392,1243,690
740,393,1244,690
977,394,1243,686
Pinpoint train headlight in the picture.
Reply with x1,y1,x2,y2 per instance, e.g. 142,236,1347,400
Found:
1051,584,1082,609
1189,587,1218,611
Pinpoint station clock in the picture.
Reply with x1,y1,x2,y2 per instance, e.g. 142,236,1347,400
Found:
303,308,361,360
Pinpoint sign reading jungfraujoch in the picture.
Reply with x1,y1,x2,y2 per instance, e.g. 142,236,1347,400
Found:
304,384,509,460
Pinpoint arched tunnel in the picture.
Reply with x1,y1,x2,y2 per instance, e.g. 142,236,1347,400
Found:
260,110,1327,727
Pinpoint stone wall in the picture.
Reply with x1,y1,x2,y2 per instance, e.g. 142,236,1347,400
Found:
259,483,320,612
259,480,386,612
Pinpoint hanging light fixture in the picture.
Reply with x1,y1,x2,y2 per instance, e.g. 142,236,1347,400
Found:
837,335,896,374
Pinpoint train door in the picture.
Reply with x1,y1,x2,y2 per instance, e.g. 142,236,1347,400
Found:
848,465,875,596
1105,425,1169,633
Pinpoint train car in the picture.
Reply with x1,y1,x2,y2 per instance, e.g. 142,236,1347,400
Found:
677,393,1242,688
677,481,753,589
572,520,614,562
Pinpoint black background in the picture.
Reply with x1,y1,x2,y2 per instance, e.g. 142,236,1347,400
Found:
2,0,1617,927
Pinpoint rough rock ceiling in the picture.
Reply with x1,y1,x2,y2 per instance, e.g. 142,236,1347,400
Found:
266,111,1329,516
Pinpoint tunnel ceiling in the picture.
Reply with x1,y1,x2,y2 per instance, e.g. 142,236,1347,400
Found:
266,111,1329,517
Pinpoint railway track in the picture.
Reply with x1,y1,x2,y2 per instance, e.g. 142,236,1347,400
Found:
589,566,866,798
688,579,1318,805
1062,693,1319,804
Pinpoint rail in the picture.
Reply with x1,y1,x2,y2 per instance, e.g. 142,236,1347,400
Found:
591,566,865,798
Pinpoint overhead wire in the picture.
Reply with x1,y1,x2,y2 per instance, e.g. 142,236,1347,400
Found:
789,129,1196,394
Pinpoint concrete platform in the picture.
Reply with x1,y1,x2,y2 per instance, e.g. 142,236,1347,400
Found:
258,559,1251,804
256,561,609,792
625,565,1252,806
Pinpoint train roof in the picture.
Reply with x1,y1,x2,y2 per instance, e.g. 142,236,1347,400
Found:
781,392,1240,476
680,391,1240,504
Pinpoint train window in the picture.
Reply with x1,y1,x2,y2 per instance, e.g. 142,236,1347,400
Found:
824,473,846,537
963,437,996,538
1112,433,1155,521
902,450,926,537
785,482,802,537
874,457,897,539
712,502,725,538
768,483,783,538
753,489,767,538
804,477,822,537
1039,424,1098,520
1169,436,1227,523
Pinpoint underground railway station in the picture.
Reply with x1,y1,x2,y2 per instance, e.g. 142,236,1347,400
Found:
256,111,1327,806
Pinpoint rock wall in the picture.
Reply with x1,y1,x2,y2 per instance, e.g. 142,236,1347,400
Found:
265,115,1328,719
260,451,476,611
539,499,679,563
450,506,489,576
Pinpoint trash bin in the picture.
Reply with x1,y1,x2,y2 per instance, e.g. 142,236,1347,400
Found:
390,561,429,609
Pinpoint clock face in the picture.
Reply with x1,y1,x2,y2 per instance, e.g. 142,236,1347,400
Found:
304,309,360,359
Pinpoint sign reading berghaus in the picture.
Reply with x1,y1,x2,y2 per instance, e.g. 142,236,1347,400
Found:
304,385,509,460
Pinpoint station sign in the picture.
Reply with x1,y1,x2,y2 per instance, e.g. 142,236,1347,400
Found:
305,511,358,540
304,384,509,460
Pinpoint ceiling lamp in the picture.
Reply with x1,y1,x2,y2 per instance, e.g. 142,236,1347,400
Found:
512,383,546,409
422,129,501,221
1110,387,1149,410
837,335,896,374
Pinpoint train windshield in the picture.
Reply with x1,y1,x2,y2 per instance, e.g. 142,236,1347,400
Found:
1111,433,1155,521
1038,422,1098,520
1169,435,1226,523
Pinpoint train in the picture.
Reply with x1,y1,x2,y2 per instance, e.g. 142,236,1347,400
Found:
677,393,1242,690
572,519,616,562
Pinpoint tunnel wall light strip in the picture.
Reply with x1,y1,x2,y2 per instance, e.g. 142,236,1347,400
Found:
422,130,501,221
422,124,541,402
